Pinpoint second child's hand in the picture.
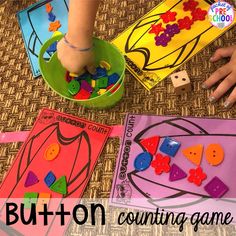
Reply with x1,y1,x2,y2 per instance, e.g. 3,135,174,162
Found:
203,45,236,109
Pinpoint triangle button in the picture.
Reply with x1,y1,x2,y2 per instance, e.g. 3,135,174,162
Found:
169,164,187,181
140,136,160,155
24,171,39,187
182,144,203,166
50,176,67,195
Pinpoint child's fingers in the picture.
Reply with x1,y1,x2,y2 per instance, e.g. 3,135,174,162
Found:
210,46,236,62
202,63,232,89
224,86,236,109
62,61,84,74
209,74,236,103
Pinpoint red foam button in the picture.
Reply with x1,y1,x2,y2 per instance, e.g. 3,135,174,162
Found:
191,8,207,21
140,136,160,155
149,23,165,35
151,153,171,175
74,88,91,100
65,71,72,83
160,11,177,24
107,84,115,91
183,0,199,12
110,84,121,94
188,166,207,186
178,16,193,30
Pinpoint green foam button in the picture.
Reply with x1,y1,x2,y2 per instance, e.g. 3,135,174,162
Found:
24,192,38,209
86,77,92,84
97,77,108,89
50,176,67,195
68,80,80,95
90,91,99,98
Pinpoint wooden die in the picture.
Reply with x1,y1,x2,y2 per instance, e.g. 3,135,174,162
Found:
170,70,191,95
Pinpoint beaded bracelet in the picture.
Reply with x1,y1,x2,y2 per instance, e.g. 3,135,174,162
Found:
63,35,93,52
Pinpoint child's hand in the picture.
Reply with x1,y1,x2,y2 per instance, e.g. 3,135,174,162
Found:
57,38,96,75
57,0,100,75
203,45,236,109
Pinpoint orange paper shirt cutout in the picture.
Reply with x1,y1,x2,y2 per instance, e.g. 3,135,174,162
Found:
182,144,203,166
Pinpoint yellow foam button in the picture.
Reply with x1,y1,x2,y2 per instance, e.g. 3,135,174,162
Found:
99,60,111,71
98,89,106,95
69,72,79,78
44,143,60,161
91,79,96,88
51,31,63,38
69,69,86,78
36,193,51,212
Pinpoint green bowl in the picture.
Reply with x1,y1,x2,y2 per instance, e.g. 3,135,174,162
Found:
39,34,125,108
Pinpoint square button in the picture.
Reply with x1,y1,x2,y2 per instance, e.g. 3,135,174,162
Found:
23,192,38,209
204,176,229,198
97,77,108,89
36,193,51,212
44,171,56,187
159,137,181,157
93,67,107,79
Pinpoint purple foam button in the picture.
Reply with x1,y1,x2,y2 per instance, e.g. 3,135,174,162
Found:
204,176,229,198
169,164,187,182
24,171,39,187
155,33,171,47
81,80,93,93
165,24,180,37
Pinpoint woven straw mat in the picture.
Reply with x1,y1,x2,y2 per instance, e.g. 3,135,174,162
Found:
0,0,236,235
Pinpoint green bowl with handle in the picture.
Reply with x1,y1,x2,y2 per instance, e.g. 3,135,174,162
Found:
39,34,125,108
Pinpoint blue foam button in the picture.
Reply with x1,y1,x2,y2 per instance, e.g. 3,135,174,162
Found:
108,73,120,85
78,72,91,80
93,67,107,79
159,137,181,157
48,12,56,22
46,42,57,53
44,171,56,187
134,152,153,171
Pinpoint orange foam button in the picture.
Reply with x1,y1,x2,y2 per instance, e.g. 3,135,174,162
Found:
140,136,160,155
49,21,61,32
182,144,203,166
206,144,224,166
44,143,60,161
36,193,51,212
45,3,53,13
